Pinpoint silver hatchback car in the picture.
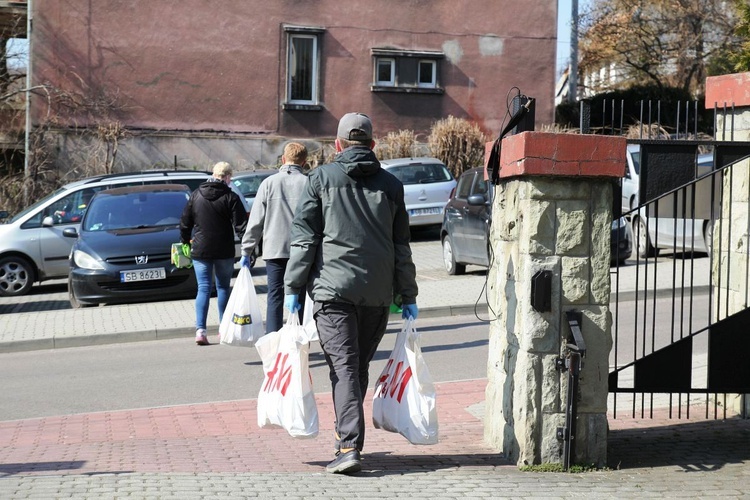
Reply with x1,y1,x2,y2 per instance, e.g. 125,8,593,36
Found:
0,170,212,297
380,157,457,227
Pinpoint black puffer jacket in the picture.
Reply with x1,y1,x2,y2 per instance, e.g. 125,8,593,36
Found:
180,178,247,259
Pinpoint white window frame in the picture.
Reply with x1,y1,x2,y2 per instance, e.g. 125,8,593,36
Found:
375,58,396,86
370,48,444,94
417,59,437,88
283,26,325,108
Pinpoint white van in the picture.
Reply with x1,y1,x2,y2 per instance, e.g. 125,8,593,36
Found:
624,145,715,257
0,170,212,297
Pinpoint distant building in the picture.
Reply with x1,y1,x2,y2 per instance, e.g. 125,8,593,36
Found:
25,1,558,170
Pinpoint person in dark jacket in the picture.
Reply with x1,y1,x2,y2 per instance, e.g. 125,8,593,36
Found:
284,112,419,474
180,162,247,346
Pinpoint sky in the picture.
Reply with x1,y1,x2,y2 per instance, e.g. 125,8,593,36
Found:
6,38,28,70
557,0,591,77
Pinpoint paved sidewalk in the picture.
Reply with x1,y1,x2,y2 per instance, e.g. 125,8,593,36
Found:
0,242,745,498
0,239,490,353
1,378,748,499
0,239,711,353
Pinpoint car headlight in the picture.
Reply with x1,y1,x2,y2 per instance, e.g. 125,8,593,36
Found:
73,250,105,270
611,217,627,230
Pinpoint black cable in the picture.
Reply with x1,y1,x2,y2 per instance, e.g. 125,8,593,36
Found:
473,87,534,322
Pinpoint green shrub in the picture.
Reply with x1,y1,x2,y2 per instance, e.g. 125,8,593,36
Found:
555,84,712,136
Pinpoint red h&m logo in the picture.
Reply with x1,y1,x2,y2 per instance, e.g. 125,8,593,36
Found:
374,359,412,403
262,353,292,396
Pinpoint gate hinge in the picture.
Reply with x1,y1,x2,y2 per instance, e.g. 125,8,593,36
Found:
555,357,566,371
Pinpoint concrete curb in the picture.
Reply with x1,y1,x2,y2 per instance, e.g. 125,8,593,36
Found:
0,305,472,353
0,285,713,354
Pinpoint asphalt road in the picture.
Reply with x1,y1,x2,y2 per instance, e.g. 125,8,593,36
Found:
0,313,490,421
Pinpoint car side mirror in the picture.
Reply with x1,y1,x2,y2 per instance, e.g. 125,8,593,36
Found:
467,194,487,206
0,210,8,221
63,228,78,238
42,216,55,227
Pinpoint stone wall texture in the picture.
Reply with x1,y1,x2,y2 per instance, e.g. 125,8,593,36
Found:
706,72,750,417
484,132,623,467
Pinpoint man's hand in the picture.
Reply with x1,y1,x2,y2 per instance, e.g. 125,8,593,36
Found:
239,255,251,269
285,294,301,313
402,303,418,320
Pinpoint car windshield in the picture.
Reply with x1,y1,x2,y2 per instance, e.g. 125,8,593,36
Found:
82,190,190,231
6,187,68,223
387,163,453,185
234,173,273,198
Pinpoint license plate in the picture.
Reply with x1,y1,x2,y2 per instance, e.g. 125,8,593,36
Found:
120,268,166,282
409,207,442,216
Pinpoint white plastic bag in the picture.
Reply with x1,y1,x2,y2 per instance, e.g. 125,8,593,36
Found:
219,266,264,347
256,315,319,438
372,318,439,445
301,292,319,342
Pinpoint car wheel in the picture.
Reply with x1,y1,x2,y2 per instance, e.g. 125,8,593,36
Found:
68,276,94,309
442,235,465,276
0,256,34,297
634,216,658,258
704,220,714,257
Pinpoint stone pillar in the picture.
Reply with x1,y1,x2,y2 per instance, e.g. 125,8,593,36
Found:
705,72,750,418
484,132,625,467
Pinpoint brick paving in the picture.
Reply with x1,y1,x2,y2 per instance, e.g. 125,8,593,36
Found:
0,380,503,476
1,243,747,497
1,379,749,499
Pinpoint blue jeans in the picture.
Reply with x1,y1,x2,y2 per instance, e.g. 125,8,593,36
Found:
265,258,304,334
192,258,235,331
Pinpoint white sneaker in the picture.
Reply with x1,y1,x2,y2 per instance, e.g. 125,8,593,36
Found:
195,328,209,346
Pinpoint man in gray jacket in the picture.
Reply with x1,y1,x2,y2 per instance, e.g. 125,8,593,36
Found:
284,113,419,474
240,142,309,334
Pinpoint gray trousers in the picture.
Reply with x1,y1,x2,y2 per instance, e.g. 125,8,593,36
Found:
313,301,390,452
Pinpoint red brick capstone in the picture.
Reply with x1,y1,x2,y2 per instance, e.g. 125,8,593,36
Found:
485,132,626,180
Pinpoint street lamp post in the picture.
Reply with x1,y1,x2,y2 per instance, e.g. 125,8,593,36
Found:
568,0,578,104
23,0,32,205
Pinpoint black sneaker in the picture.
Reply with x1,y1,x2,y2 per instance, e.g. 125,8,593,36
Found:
325,449,361,474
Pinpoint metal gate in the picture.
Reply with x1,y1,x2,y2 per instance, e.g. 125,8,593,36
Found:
610,147,750,418
582,99,750,419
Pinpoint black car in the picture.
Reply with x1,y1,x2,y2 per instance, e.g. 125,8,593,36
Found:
65,184,197,308
440,168,492,275
440,168,633,275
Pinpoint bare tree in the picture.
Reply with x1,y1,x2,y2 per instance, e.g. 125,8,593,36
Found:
579,0,742,95
1,28,130,213
730,0,750,71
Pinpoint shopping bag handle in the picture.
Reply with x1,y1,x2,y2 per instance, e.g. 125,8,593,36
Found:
403,316,418,340
286,313,301,327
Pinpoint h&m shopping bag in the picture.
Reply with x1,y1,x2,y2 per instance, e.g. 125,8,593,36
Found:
301,292,319,342
372,317,439,445
219,266,264,347
255,315,319,438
